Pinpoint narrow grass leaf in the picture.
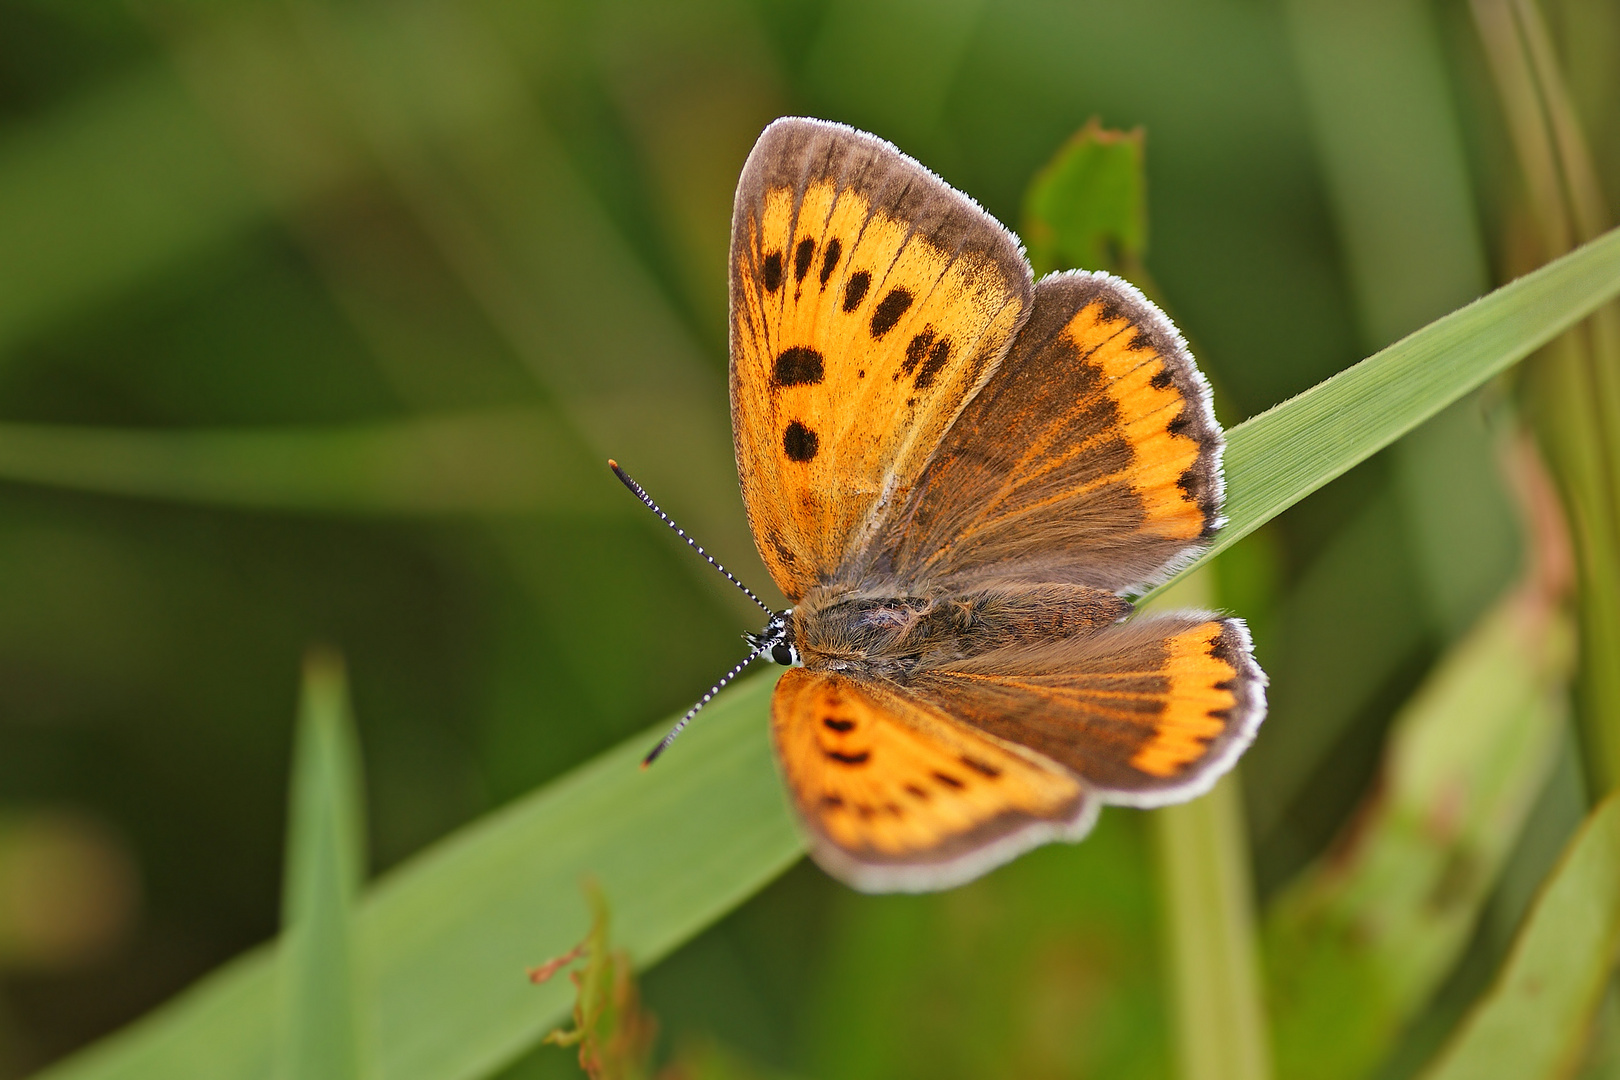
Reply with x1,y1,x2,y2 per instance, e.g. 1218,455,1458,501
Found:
1144,223,1620,602
35,672,798,1080
0,411,609,516
280,650,368,1080
1419,790,1620,1080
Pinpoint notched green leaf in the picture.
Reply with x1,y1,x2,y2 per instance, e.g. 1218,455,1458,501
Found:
1021,118,1146,279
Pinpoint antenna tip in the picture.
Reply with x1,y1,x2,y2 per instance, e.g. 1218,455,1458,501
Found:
607,458,619,471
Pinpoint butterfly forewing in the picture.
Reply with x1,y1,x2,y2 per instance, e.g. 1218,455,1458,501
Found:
771,668,1093,891
881,272,1223,593
730,118,1033,600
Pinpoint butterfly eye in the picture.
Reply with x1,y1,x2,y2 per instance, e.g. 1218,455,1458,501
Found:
771,643,798,666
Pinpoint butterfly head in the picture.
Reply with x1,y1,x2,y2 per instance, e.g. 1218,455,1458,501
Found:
746,609,801,667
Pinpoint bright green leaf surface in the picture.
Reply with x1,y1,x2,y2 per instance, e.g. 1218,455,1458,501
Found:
36,672,798,1080
279,652,369,1080
1419,790,1620,1080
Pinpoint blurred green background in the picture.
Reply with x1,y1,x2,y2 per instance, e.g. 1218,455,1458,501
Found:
1,0,1618,1078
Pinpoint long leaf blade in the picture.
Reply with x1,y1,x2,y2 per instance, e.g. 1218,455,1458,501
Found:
1146,223,1620,600
280,651,368,1080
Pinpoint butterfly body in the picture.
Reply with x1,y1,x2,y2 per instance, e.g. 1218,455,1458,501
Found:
786,581,1132,682
708,117,1267,891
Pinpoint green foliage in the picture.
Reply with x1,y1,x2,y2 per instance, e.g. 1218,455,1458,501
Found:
5,3,1620,1079
1265,560,1574,1079
1419,791,1620,1080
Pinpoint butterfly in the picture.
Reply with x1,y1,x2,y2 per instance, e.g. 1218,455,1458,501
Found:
614,117,1266,892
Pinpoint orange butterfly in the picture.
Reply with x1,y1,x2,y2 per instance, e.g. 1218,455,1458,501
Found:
613,118,1266,892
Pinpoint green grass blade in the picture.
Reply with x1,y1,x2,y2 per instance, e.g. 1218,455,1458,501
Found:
280,651,369,1080
1143,223,1620,602
1418,790,1620,1080
0,411,609,516
34,672,799,1080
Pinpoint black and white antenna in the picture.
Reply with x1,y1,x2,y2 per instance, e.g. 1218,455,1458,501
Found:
608,460,773,615
607,460,787,767
640,645,766,767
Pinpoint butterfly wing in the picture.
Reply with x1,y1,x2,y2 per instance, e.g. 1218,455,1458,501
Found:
770,667,1093,891
730,117,1033,600
876,271,1223,594
908,614,1266,806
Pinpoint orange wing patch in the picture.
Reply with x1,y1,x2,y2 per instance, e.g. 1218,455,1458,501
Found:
1062,298,1209,543
731,120,1032,600
883,272,1224,594
908,615,1263,806
1127,621,1240,777
771,668,1087,886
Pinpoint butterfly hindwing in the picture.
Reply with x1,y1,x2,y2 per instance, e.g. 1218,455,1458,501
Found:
907,613,1266,805
730,118,1034,600
770,667,1093,891
879,271,1223,593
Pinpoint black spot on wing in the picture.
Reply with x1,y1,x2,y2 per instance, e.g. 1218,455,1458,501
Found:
932,770,965,789
901,328,934,377
783,421,819,462
1167,410,1192,437
794,237,815,283
773,347,825,387
914,337,953,390
1150,368,1173,390
827,749,870,765
870,288,914,338
822,716,855,732
843,271,870,312
819,238,842,287
763,252,784,293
